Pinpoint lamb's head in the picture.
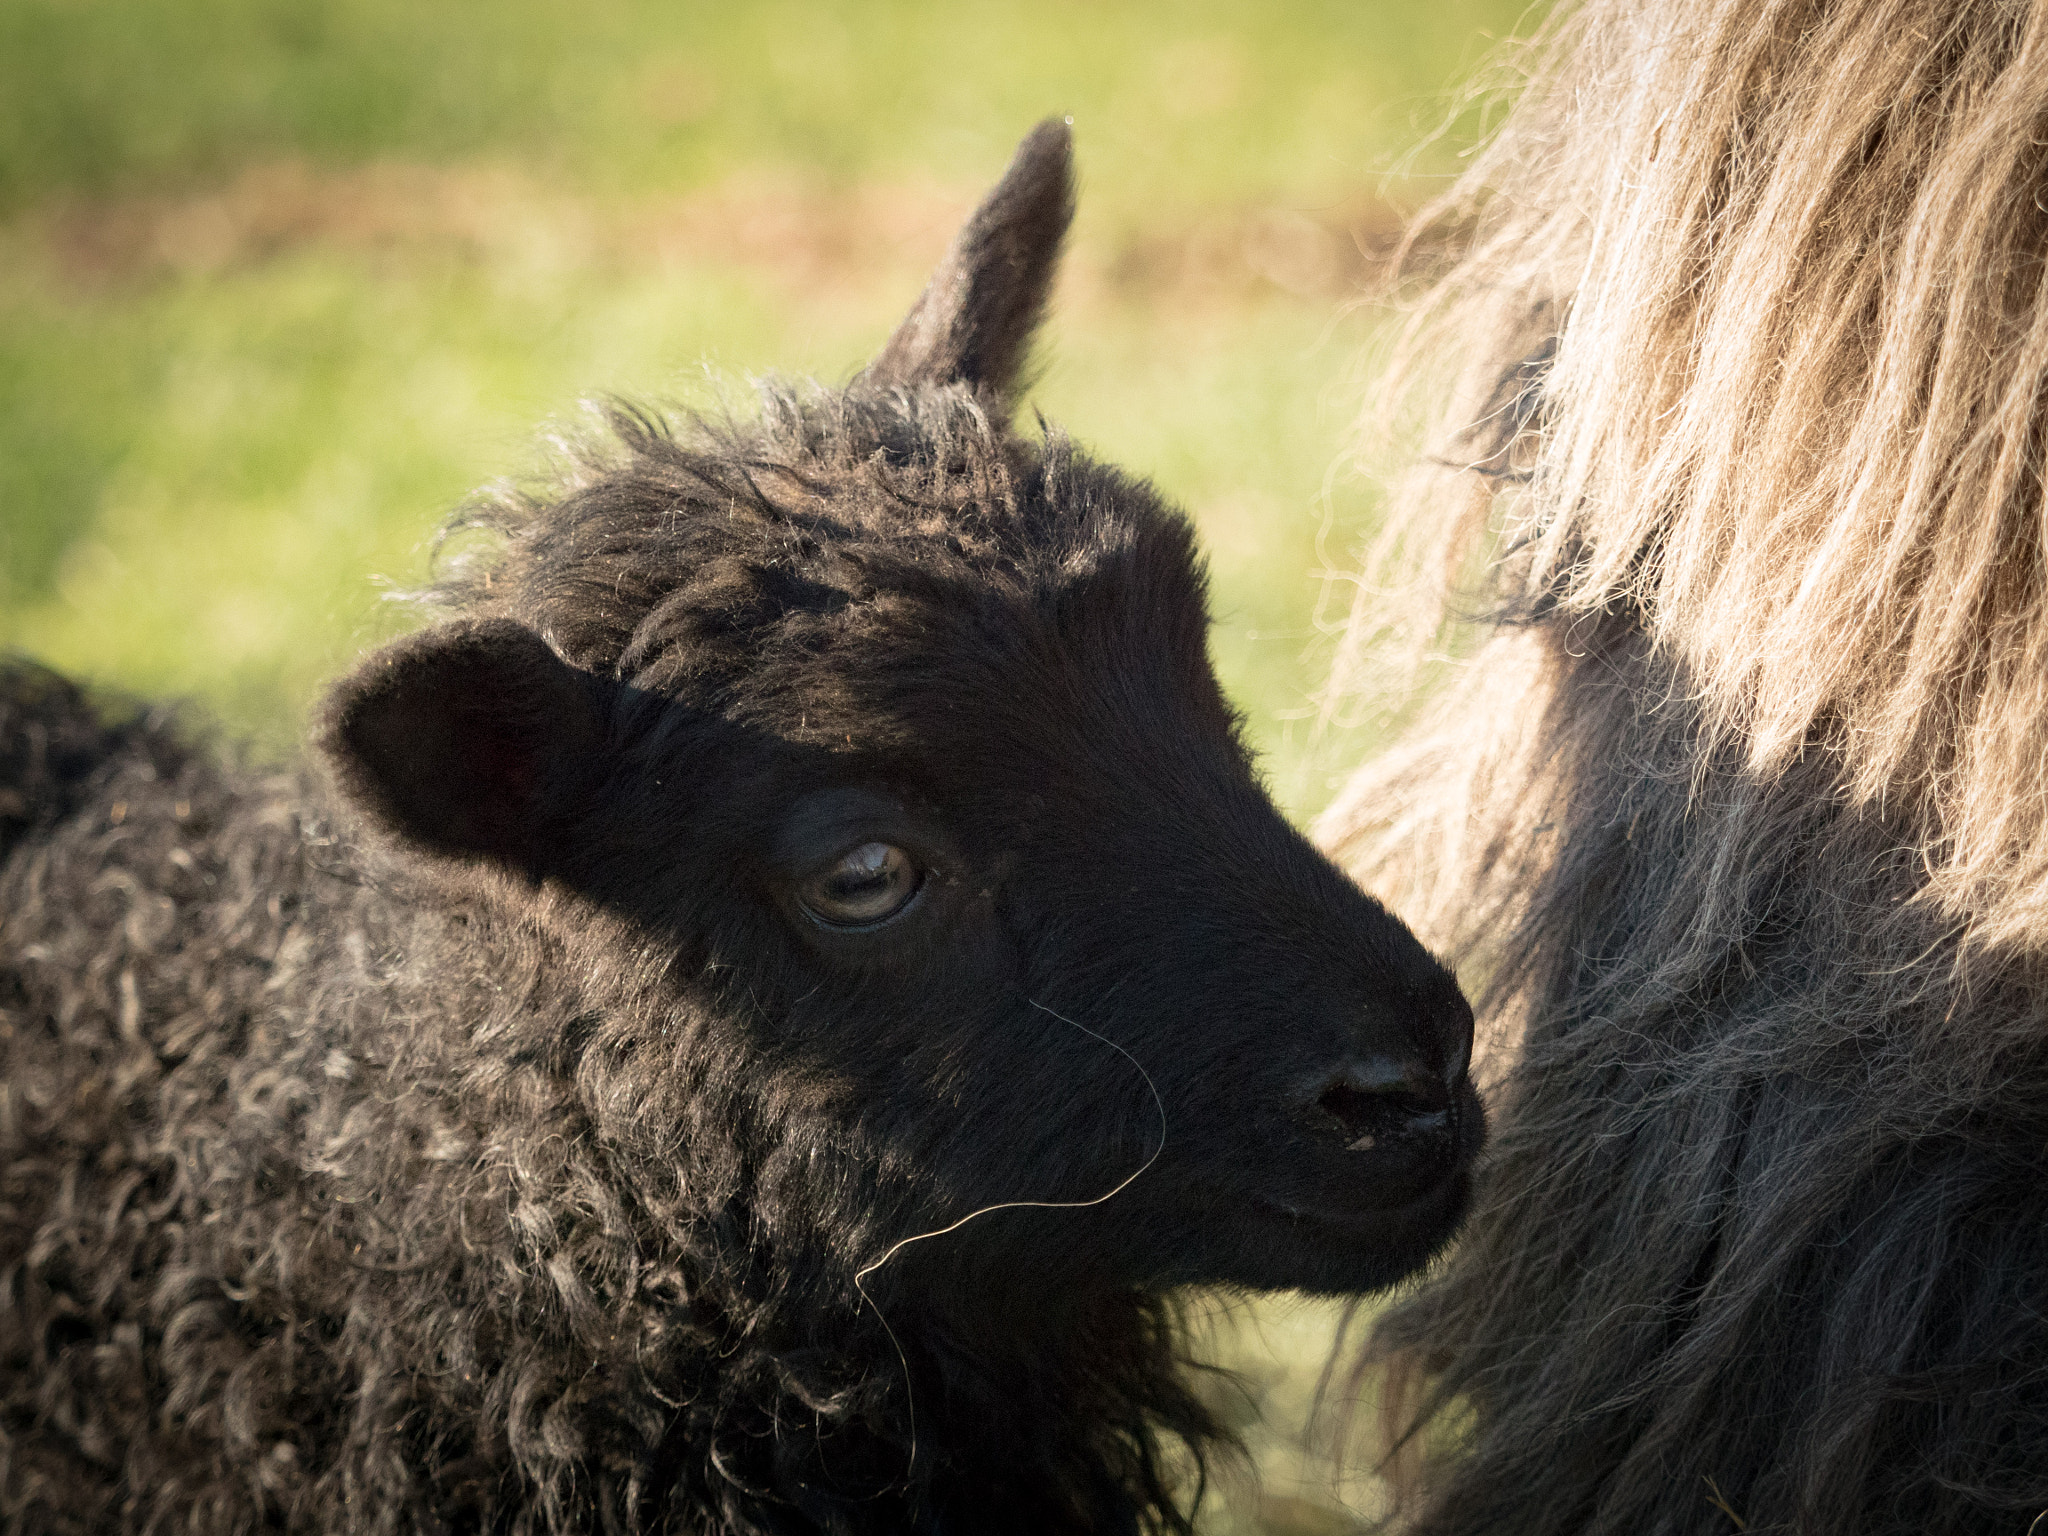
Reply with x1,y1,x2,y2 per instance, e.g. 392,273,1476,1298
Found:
317,121,1481,1315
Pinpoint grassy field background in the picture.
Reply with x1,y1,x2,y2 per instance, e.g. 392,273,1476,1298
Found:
0,3,1537,1528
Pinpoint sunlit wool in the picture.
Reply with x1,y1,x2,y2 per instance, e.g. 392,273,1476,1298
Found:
1319,1,2048,1531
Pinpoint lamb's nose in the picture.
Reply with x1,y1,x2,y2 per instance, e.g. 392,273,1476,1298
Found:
1316,1058,1451,1148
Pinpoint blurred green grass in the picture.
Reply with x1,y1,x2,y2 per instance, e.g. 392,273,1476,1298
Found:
0,0,1517,215
0,3,1536,1528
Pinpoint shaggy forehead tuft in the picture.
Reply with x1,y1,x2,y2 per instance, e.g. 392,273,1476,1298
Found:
424,379,1197,705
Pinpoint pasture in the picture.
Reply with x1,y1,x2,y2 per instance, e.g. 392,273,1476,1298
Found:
0,2,1535,1527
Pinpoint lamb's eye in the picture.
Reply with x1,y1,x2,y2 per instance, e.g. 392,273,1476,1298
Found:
799,842,922,928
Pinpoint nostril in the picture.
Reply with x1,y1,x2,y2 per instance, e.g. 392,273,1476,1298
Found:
1315,1064,1451,1148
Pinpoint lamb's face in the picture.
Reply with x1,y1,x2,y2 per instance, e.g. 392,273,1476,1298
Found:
559,463,1483,1303
315,119,1479,1307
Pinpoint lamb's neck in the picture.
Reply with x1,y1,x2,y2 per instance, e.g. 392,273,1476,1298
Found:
746,1259,1216,1534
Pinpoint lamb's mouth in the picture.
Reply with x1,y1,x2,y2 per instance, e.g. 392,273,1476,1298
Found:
1249,1166,1472,1241
1141,1170,1473,1294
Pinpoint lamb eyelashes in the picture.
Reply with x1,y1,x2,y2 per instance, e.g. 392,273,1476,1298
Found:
852,998,1169,1478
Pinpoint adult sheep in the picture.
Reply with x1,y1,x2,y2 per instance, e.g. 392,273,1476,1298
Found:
0,122,1481,1536
1322,2,2048,1532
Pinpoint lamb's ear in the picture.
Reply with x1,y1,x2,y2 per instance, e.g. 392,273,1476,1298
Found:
317,618,603,873
865,117,1074,400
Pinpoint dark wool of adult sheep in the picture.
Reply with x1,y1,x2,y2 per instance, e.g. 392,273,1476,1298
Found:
0,122,1481,1536
1318,2,2048,1533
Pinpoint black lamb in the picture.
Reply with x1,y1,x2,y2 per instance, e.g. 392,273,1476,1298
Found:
0,122,1481,1535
